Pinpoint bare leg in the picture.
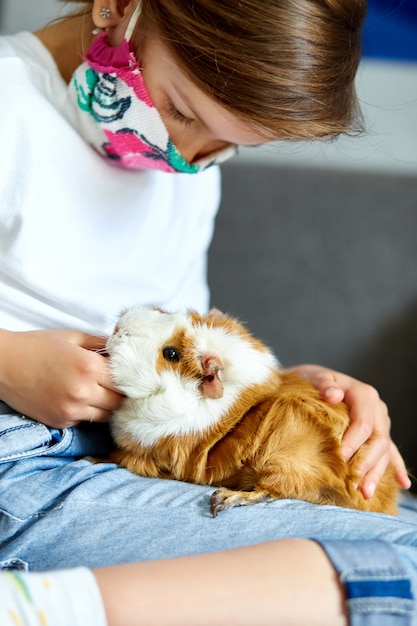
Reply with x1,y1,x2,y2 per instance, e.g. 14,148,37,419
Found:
95,539,347,626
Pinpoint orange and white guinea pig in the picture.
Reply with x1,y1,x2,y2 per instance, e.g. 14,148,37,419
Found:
106,306,399,517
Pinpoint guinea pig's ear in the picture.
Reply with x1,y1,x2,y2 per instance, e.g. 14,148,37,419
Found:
152,306,168,315
112,307,127,331
115,307,128,322
207,308,224,322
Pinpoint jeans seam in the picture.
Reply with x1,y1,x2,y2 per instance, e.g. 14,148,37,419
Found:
0,502,65,523
348,597,414,615
0,428,74,463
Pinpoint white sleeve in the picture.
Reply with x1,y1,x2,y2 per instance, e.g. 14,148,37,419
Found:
0,567,107,626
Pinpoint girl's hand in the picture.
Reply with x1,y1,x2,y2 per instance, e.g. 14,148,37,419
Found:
0,329,123,428
287,364,411,497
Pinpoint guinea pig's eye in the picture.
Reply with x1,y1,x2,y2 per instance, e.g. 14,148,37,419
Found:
162,346,180,362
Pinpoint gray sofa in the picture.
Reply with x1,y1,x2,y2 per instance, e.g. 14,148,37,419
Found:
208,162,417,484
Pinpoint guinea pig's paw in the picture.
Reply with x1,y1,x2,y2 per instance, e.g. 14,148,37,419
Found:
83,455,109,464
210,487,274,517
210,487,236,517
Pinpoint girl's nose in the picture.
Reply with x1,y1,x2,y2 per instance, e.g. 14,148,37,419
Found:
172,133,230,164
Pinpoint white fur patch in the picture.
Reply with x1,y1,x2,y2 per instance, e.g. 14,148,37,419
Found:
107,307,278,447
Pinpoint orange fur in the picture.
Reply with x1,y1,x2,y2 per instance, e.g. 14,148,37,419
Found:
109,309,399,517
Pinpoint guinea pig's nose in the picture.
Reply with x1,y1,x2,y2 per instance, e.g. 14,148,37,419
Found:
200,354,224,378
198,353,224,399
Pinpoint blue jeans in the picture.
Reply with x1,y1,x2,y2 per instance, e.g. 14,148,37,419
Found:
1,404,417,625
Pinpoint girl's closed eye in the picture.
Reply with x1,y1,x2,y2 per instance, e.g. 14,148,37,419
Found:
166,99,193,127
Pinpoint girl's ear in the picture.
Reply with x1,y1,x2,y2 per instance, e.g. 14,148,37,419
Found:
91,0,138,29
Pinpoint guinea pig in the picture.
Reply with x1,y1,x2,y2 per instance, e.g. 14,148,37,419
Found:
106,306,399,517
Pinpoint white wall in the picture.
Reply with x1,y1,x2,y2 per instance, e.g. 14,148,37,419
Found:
1,0,76,32
239,60,417,176
2,0,416,176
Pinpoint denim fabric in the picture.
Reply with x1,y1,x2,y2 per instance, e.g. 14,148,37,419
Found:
1,404,417,625
322,539,416,626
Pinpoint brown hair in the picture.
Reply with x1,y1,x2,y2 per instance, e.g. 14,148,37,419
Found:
67,0,367,141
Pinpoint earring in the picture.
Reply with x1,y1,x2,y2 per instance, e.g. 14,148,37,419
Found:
99,7,111,19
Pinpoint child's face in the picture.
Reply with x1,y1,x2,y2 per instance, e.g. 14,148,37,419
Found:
139,38,272,163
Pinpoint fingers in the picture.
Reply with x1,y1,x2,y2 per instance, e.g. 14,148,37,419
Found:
340,384,386,460
92,381,124,420
89,354,124,420
79,332,109,352
62,382,122,426
341,401,389,499
341,387,412,496
340,384,391,498
83,339,121,394
317,384,344,405
289,364,345,404
290,364,412,496
308,370,344,405
357,442,411,498
388,442,411,490
87,407,116,424
355,439,391,499
98,360,121,393
59,346,123,426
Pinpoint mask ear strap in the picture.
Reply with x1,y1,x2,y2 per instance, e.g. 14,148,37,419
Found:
125,1,143,41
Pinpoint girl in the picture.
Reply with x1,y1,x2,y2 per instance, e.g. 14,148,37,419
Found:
0,1,414,624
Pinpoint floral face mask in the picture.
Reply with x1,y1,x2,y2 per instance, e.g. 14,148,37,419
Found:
69,3,236,173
